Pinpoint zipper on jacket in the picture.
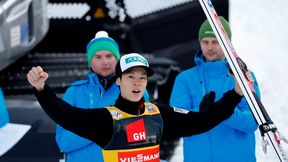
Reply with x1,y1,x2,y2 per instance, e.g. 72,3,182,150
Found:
89,93,94,106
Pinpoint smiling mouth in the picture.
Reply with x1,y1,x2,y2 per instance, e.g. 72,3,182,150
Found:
132,90,141,93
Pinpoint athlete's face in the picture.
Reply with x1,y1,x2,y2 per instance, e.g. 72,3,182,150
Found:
116,67,148,102
200,37,225,61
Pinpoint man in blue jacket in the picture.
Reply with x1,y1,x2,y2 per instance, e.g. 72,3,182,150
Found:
170,17,260,162
55,31,149,162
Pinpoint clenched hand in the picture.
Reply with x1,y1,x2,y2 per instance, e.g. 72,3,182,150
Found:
27,66,48,91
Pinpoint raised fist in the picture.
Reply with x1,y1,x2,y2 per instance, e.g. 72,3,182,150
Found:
27,66,48,91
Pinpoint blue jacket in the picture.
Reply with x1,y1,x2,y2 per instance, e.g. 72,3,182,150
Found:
0,88,9,127
56,73,149,162
170,51,260,162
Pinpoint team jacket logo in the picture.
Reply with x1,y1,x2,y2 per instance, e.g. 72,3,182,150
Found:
126,119,147,143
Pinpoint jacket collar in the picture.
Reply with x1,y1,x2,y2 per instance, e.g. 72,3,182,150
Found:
194,50,229,76
114,95,145,115
88,72,116,90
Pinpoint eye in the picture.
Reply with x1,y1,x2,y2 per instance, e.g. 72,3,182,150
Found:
212,40,219,45
141,76,147,80
94,55,101,59
202,40,209,45
106,54,113,58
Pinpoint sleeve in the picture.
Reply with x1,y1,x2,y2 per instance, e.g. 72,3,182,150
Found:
170,74,193,110
34,84,113,148
160,90,243,139
55,87,93,153
222,71,261,133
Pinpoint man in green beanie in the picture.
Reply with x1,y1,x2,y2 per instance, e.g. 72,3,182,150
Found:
55,31,149,162
170,16,260,162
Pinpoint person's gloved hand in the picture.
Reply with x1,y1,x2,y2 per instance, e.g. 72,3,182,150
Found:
199,91,216,112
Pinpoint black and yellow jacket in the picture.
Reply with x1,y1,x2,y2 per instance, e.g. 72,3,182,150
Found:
34,85,242,162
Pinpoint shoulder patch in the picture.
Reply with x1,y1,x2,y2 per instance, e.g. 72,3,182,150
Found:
146,103,157,113
109,109,123,119
173,107,189,114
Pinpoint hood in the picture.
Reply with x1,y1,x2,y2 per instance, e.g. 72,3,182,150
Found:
194,49,229,77
194,49,206,66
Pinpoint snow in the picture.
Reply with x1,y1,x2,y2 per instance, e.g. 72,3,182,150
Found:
170,0,288,161
231,1,288,161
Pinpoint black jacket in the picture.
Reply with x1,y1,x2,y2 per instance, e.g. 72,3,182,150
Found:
34,84,242,148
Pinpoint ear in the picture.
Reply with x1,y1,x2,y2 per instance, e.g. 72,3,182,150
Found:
116,77,121,86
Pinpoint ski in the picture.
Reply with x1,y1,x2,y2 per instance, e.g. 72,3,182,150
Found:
198,0,288,161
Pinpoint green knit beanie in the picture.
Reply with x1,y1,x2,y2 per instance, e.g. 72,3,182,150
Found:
86,31,120,65
198,16,231,42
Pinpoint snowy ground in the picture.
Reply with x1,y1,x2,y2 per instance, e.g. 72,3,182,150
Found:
171,0,288,161
231,1,288,161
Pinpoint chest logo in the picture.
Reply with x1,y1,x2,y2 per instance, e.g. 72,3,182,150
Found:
126,119,147,143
